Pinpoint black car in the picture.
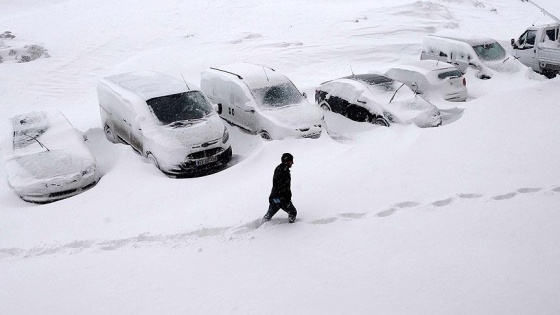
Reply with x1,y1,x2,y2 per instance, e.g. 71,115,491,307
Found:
315,74,442,128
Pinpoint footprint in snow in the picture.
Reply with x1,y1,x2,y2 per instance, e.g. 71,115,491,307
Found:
394,201,419,208
309,217,338,225
376,208,397,217
517,187,542,193
338,212,366,219
492,192,517,200
458,193,483,199
432,198,454,207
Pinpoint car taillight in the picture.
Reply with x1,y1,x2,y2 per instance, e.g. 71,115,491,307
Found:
462,78,467,86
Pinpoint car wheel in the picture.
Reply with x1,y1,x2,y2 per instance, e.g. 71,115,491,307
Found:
104,124,118,143
319,101,331,111
258,130,272,140
369,115,390,127
146,152,160,169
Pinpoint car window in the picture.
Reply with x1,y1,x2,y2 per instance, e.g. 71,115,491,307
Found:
251,82,303,108
146,91,213,125
437,69,462,80
545,28,558,42
472,42,506,61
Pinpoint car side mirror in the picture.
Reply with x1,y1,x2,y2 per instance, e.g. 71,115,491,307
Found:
214,103,222,114
511,38,517,48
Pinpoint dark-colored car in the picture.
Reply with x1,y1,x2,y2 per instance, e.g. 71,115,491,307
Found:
315,74,442,128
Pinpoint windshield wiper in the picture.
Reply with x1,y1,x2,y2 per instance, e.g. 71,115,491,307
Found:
24,133,50,151
389,83,406,103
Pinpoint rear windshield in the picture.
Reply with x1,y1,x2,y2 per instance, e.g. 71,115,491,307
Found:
472,42,506,61
251,82,303,108
146,91,213,125
437,69,462,80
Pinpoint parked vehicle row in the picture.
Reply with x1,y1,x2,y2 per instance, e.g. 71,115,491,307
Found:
10,27,536,202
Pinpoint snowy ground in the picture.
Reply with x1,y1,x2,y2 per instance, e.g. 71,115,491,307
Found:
1,0,560,313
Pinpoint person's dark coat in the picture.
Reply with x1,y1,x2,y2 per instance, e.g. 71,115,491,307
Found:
269,163,291,201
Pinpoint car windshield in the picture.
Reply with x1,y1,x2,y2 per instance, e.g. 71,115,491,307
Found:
437,69,462,80
251,82,303,108
146,91,213,125
359,77,417,103
472,42,506,61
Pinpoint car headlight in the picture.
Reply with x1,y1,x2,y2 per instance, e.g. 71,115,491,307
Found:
222,127,229,144
383,111,395,123
82,165,96,177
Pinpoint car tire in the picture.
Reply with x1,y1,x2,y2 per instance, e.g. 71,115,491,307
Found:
319,101,331,111
104,124,118,143
258,130,272,140
146,152,160,169
369,115,390,127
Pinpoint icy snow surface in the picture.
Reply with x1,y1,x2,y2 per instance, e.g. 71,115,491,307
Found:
1,0,560,313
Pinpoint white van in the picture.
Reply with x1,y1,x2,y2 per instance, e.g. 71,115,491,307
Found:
97,71,232,177
420,32,521,79
200,63,323,140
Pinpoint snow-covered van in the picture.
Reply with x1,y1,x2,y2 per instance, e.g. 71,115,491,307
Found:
511,24,560,78
421,32,521,79
2,110,99,203
97,71,232,177
200,63,323,140
511,0,560,78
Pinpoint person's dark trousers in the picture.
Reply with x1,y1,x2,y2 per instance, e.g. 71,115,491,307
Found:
264,197,297,222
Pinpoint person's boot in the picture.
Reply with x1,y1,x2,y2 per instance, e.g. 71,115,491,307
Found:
288,213,296,223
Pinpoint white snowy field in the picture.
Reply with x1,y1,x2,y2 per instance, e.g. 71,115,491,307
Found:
1,0,560,313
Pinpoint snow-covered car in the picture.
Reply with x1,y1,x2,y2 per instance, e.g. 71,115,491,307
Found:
200,63,323,140
385,60,468,102
2,110,99,203
420,31,523,79
315,74,442,128
97,71,232,177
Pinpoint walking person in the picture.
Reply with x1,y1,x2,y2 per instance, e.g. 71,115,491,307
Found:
262,153,297,223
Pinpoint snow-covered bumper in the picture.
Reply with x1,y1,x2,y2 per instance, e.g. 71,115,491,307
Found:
162,145,232,177
14,167,99,204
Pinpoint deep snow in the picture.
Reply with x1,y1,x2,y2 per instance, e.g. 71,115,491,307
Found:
1,0,560,314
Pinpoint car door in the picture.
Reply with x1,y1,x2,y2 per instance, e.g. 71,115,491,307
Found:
515,30,539,71
230,81,257,132
322,81,353,115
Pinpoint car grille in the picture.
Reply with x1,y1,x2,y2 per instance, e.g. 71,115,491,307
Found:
187,147,224,159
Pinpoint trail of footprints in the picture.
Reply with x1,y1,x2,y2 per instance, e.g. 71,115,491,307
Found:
1,185,558,260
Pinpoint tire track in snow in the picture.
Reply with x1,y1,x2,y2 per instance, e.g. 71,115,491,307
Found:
1,184,559,260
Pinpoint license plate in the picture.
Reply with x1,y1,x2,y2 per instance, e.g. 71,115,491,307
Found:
196,156,217,166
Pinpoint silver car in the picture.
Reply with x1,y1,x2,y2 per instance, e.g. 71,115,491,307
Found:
3,110,99,203
385,60,468,102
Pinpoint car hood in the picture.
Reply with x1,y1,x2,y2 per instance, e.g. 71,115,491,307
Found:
6,148,95,190
142,113,225,149
362,93,441,127
261,101,323,128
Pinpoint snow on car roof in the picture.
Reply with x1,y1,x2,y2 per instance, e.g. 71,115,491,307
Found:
395,60,457,74
392,60,458,76
209,63,291,89
429,30,498,46
103,71,195,101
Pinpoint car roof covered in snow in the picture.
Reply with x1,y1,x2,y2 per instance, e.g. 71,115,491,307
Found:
207,63,291,89
388,60,459,75
340,74,394,85
102,71,197,101
428,31,499,46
